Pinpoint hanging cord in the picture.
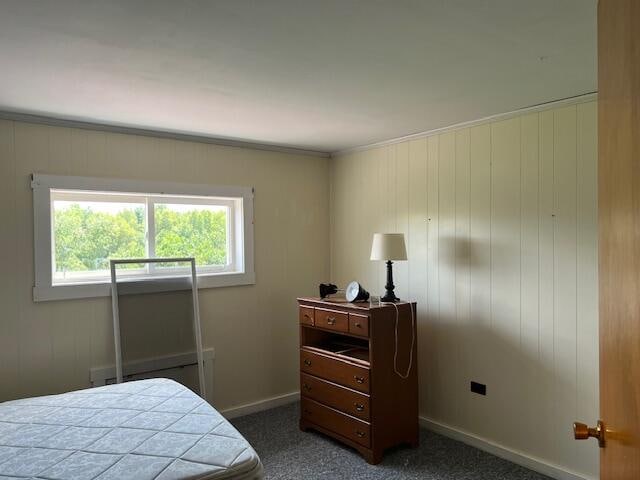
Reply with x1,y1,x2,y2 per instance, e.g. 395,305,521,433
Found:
381,301,415,379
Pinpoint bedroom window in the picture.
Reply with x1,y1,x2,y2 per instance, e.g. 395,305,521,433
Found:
33,174,255,301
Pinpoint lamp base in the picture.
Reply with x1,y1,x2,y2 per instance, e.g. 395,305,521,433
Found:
381,293,400,303
381,260,400,303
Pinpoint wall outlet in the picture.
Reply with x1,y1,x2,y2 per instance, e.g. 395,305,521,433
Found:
470,381,487,396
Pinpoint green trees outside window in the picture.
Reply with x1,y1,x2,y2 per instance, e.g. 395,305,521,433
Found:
53,202,227,276
155,204,228,266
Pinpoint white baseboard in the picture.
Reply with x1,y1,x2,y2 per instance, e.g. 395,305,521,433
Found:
220,391,300,420
419,416,593,480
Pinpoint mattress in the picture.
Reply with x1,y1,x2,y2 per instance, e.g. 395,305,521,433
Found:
0,378,263,480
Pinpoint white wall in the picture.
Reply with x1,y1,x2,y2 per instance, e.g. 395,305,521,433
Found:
0,99,599,478
329,100,598,479
0,120,329,410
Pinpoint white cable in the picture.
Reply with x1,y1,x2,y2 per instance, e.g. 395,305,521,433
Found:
381,301,415,379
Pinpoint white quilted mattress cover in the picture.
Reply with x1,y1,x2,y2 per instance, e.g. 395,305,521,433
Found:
0,378,263,480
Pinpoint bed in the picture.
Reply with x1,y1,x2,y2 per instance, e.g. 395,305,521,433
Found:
0,378,263,480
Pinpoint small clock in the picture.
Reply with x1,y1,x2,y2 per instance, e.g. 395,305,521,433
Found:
345,281,370,302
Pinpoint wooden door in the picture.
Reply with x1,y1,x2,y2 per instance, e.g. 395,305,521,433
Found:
593,1,640,478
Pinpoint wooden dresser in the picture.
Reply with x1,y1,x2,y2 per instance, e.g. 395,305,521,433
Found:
298,297,418,464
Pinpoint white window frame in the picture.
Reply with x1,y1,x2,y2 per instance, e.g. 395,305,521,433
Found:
32,174,255,301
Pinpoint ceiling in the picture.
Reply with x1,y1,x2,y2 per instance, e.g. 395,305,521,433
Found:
0,0,597,153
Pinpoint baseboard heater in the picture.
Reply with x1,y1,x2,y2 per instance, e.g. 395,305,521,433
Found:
90,349,215,389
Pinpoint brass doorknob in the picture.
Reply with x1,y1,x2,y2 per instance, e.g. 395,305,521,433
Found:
574,420,605,448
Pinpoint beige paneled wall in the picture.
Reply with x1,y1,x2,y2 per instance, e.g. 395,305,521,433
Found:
330,100,598,478
0,120,329,410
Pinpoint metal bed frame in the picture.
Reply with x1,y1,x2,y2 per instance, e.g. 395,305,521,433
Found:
109,257,206,398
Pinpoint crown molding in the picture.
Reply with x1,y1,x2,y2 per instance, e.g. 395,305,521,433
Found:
332,91,598,157
0,92,598,159
0,110,331,158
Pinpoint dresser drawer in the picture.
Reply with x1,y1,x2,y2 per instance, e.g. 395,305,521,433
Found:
299,307,315,326
349,314,369,337
314,308,348,333
301,398,371,448
300,349,370,393
301,373,370,421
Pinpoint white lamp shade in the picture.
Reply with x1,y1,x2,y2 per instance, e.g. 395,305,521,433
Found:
370,233,407,261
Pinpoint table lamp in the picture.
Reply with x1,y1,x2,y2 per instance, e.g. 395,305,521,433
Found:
370,233,407,302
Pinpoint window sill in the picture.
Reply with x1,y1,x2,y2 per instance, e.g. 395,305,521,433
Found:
33,271,256,302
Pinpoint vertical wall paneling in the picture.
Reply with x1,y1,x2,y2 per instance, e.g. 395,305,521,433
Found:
395,142,410,301
490,118,522,446
519,113,541,453
553,106,579,468
408,139,429,409
425,135,440,417
575,101,599,476
361,149,378,289
373,147,387,294
438,132,457,425
330,100,598,479
468,124,492,438
538,108,557,463
0,120,18,400
15,123,53,398
387,145,397,235
0,120,330,411
454,129,471,427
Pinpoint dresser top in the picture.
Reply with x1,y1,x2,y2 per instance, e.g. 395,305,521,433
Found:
297,297,414,312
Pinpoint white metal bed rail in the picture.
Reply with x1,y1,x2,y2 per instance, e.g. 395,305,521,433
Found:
109,257,206,398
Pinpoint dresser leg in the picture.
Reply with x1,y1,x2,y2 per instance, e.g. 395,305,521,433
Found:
299,419,310,432
363,449,383,465
408,428,420,448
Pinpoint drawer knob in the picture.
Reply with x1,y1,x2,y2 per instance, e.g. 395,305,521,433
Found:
304,359,312,366
354,322,362,328
326,317,336,325
354,375,365,384
304,314,312,320
302,383,311,391
354,403,365,412
356,431,366,438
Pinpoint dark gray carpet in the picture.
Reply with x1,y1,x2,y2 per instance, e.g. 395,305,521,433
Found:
231,403,551,480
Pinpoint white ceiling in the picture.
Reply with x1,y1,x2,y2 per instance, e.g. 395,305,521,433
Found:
0,0,597,153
